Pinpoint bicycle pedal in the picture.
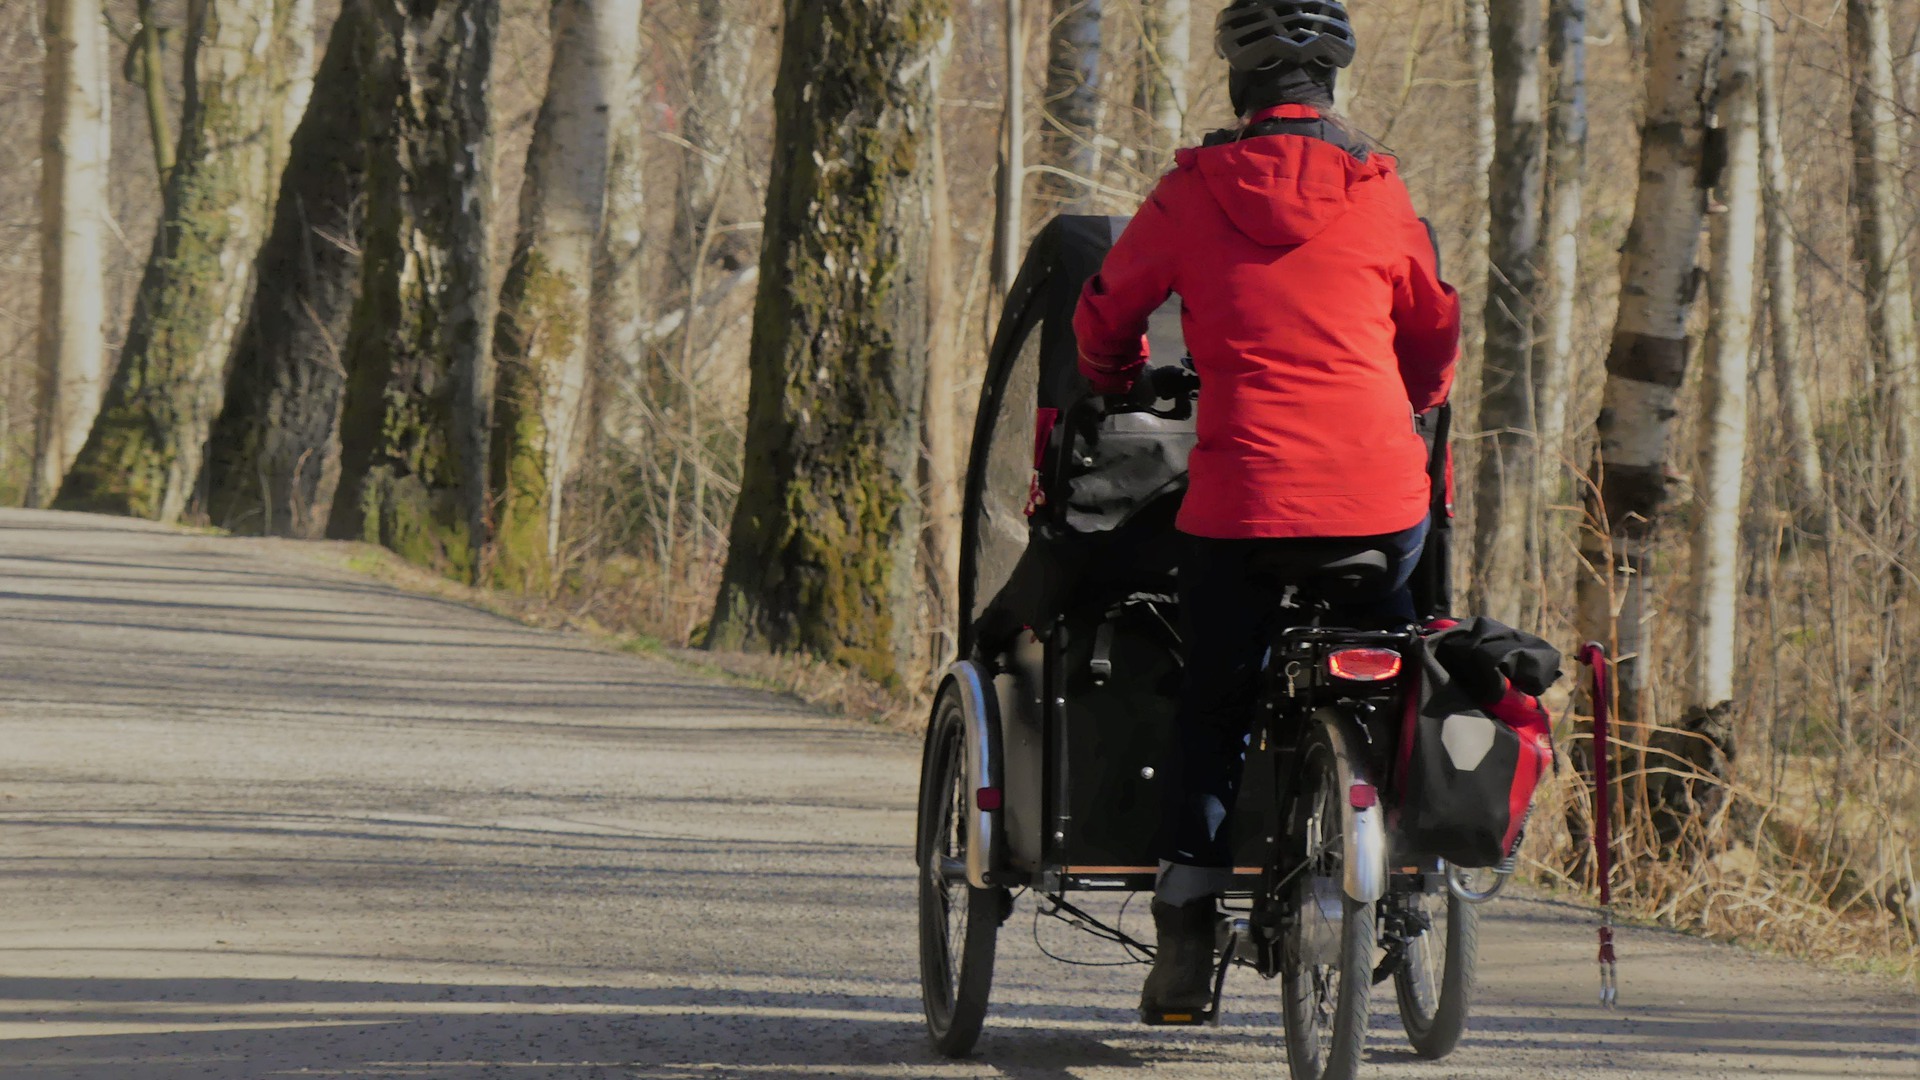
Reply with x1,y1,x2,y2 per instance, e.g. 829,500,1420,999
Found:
1139,1005,1215,1027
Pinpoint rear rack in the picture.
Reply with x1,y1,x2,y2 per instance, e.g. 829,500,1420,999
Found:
1277,626,1419,648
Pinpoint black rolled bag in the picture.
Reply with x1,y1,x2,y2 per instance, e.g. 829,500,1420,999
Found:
1395,617,1563,868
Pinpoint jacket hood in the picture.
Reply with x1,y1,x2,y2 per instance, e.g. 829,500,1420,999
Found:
1177,134,1392,248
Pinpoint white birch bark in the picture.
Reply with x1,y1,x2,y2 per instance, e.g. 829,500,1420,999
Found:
925,100,962,624
675,0,758,277
1040,0,1102,210
1577,0,1721,727
1455,0,1496,550
1471,0,1545,625
30,0,111,506
54,0,310,522
271,0,315,179
1139,0,1190,156
593,5,651,455
490,0,642,587
1536,0,1585,535
1756,4,1822,512
1847,0,1920,528
1620,0,1644,59
994,0,1027,294
1689,0,1760,710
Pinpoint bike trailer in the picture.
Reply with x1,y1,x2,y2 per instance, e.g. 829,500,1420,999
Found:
955,215,1220,891
1395,617,1561,867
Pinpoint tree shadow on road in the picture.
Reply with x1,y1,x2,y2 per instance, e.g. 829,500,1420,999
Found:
0,973,1285,1079
1,973,1914,1079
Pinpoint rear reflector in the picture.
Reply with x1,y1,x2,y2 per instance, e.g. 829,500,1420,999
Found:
976,787,1003,811
1326,647,1403,682
1349,782,1378,809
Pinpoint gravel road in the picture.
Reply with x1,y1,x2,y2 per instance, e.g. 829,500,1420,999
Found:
0,508,1913,1079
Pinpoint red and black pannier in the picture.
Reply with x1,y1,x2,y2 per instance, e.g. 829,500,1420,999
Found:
1395,617,1560,868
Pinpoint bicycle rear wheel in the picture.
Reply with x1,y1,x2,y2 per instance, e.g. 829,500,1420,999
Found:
1280,722,1375,1080
1393,881,1478,1058
916,685,1004,1056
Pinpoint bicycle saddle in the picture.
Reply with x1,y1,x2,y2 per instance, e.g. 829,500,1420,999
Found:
1246,545,1394,605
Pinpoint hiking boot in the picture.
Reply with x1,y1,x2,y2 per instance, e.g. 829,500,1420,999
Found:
1140,897,1218,1019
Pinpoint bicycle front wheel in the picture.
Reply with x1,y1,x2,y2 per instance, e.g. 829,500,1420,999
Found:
1280,721,1375,1080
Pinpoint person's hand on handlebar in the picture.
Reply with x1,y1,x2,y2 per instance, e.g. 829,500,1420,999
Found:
1099,363,1200,412
1148,363,1201,399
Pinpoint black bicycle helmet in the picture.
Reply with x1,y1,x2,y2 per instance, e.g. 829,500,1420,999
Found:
1215,0,1357,73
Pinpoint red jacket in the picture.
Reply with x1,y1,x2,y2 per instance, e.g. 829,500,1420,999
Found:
1074,106,1460,540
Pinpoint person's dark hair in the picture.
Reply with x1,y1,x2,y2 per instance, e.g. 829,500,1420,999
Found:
1230,63,1337,116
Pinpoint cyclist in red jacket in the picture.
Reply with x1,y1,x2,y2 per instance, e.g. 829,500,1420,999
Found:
1073,0,1461,1017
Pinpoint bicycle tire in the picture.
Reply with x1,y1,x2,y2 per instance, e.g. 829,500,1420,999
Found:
1280,720,1375,1080
916,685,1004,1056
1392,881,1479,1058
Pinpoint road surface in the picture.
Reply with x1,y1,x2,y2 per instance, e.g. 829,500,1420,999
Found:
0,509,1913,1079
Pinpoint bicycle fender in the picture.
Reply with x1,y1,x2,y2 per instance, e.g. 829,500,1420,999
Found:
1315,710,1388,904
947,661,1004,889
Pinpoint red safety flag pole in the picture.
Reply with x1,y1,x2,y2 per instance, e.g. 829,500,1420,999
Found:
1577,642,1618,1008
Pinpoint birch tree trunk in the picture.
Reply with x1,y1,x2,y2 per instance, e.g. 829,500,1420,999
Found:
924,100,962,639
1620,0,1644,60
1577,0,1721,732
54,0,310,522
1757,4,1822,514
706,0,953,687
1040,0,1101,211
674,0,759,278
490,0,643,592
1138,0,1190,159
29,0,111,507
328,0,499,578
993,0,1027,295
204,0,376,537
1534,0,1587,608
1456,0,1495,557
1847,0,1920,530
270,0,315,177
1688,0,1760,716
1471,0,1545,626
592,6,651,455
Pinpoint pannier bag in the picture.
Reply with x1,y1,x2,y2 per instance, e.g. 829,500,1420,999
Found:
1395,617,1562,868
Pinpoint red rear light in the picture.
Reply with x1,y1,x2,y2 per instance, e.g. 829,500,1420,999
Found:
1326,647,1403,682
976,787,1003,811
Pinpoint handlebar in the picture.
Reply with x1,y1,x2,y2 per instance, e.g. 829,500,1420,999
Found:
1102,364,1200,411
1147,364,1201,400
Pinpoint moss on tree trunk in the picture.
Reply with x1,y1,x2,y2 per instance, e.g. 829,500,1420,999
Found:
327,0,498,580
54,0,310,522
489,0,640,593
705,0,953,687
204,0,376,538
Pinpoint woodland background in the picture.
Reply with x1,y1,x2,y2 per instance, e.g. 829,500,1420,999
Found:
2,0,1915,974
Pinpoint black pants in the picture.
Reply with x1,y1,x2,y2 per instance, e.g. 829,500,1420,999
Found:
1156,521,1428,904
